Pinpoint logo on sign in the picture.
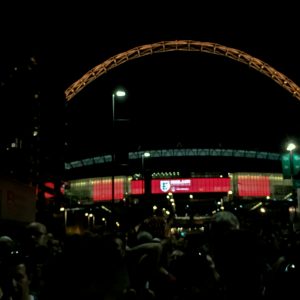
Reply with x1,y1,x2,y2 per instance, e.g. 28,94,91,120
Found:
160,181,171,193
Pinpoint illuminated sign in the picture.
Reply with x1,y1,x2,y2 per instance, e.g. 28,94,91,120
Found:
151,178,231,194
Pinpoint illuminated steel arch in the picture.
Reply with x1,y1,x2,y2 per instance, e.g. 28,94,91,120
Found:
65,40,300,102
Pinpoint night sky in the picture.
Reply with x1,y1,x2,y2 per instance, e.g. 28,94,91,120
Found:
1,3,300,163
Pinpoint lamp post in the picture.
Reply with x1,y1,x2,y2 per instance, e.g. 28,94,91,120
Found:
286,142,300,229
142,151,151,197
287,142,296,183
111,89,126,209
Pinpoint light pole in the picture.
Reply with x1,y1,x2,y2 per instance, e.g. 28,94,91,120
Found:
111,89,126,209
286,142,300,229
287,142,296,183
142,151,151,196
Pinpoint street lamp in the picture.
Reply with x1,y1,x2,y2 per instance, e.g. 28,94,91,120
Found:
112,90,126,125
142,152,151,169
287,142,296,182
85,213,95,228
286,142,300,228
111,89,126,208
141,152,151,196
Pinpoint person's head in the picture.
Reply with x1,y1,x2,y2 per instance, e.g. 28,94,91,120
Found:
100,231,126,261
209,211,240,241
9,262,31,299
136,231,153,245
24,222,48,250
0,235,15,262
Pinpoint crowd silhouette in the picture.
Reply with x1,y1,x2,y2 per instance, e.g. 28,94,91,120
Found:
0,210,299,300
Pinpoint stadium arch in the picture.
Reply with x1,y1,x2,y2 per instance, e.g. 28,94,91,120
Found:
65,40,300,102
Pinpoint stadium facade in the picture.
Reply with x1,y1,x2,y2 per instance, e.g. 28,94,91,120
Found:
62,148,294,205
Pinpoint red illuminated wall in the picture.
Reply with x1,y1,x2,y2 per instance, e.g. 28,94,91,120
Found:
93,178,124,201
237,175,270,196
151,178,231,194
130,180,144,195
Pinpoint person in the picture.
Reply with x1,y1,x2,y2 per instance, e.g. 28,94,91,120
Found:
21,222,50,299
208,211,265,300
0,238,36,300
0,235,16,300
207,210,240,270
